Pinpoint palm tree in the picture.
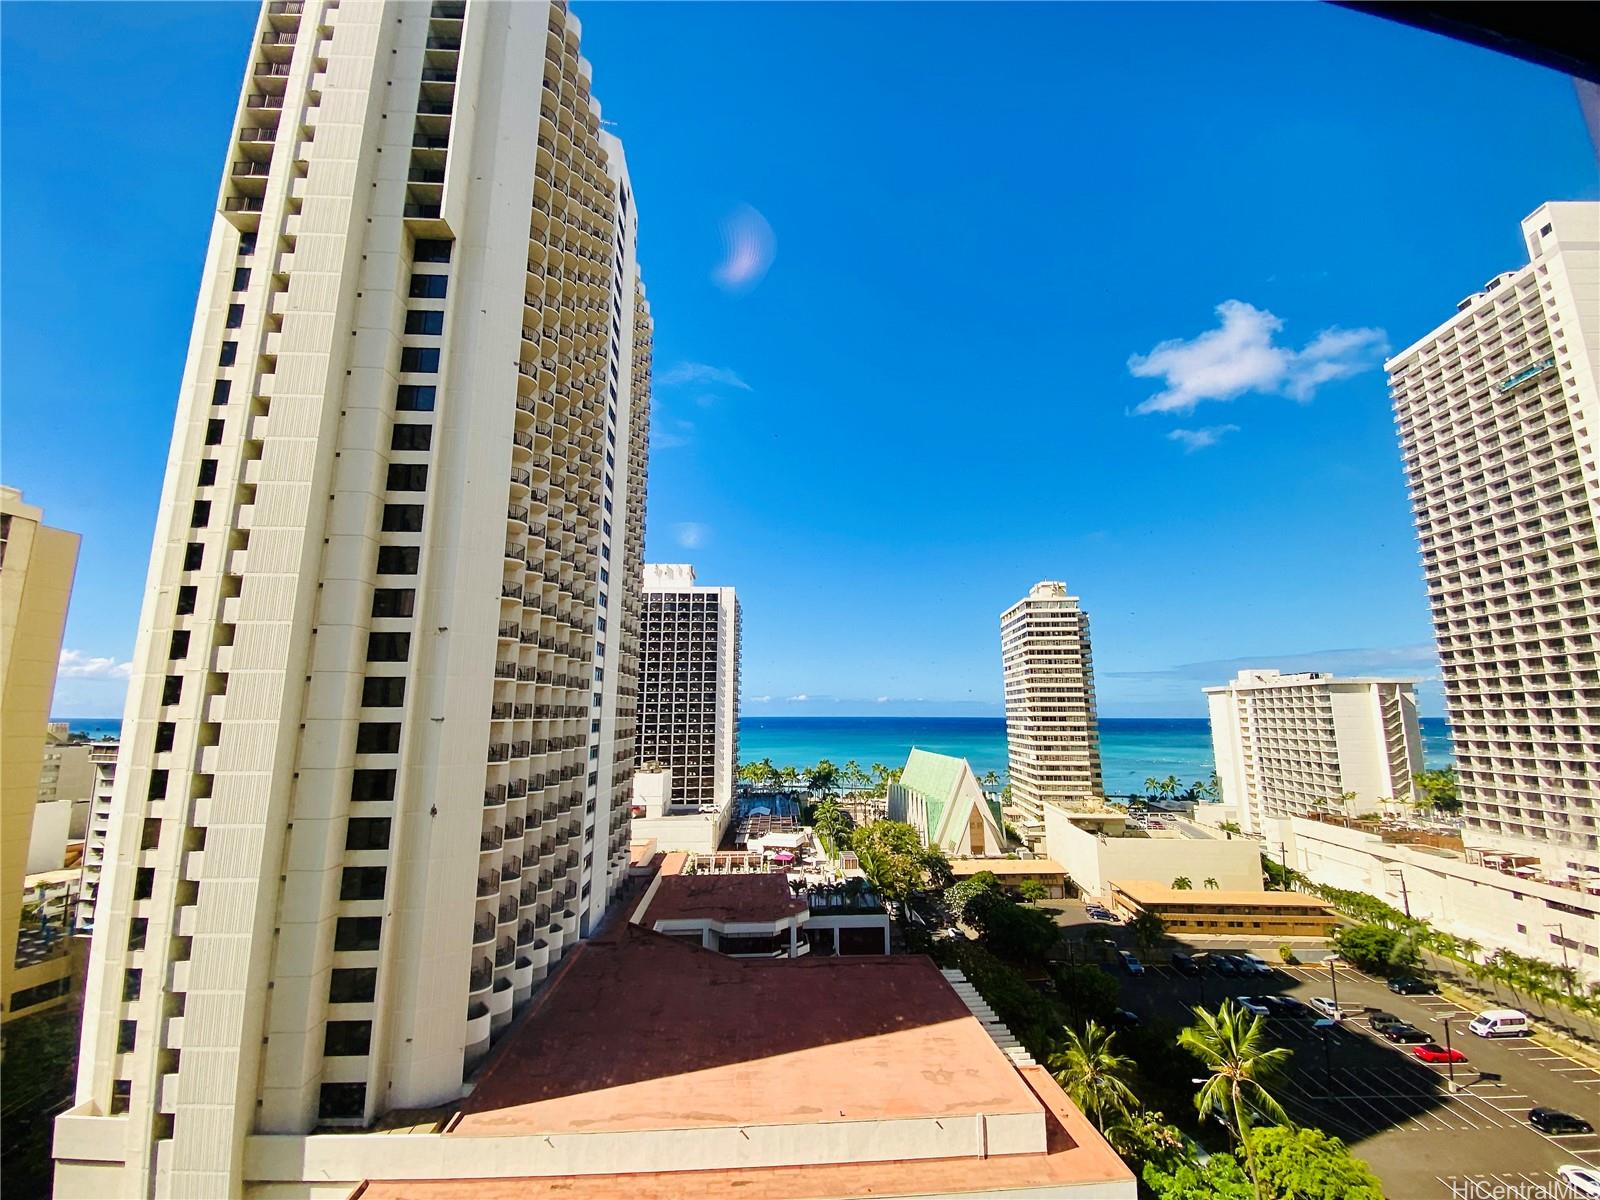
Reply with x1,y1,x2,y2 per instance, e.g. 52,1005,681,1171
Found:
1172,876,1193,891
1129,910,1166,955
1180,1000,1292,1200
1203,877,1220,890
981,769,1000,791
1048,1022,1138,1129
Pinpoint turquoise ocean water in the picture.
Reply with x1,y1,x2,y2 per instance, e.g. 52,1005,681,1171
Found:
56,715,1453,799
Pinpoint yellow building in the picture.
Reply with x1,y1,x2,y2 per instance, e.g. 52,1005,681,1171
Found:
1108,879,1339,939
2,486,81,1022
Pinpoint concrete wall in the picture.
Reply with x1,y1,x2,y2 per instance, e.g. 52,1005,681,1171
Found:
26,799,72,874
1045,809,1262,899
629,807,729,855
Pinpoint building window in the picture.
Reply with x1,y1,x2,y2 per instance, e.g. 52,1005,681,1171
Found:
212,380,231,405
333,916,383,951
176,587,198,618
205,419,225,446
361,676,405,707
395,385,436,411
197,460,218,487
408,274,447,299
413,238,452,263
232,267,251,291
344,818,391,852
328,967,377,1003
147,770,168,800
162,675,184,707
122,969,143,1001
390,424,432,452
355,723,401,754
351,769,396,802
154,723,176,753
191,501,210,528
375,546,420,575
324,1020,374,1057
127,918,148,951
133,868,155,901
226,304,245,329
183,543,204,571
339,867,387,901
404,309,445,335
381,504,424,533
370,588,415,619
318,1082,367,1119
117,1020,138,1054
110,1080,132,1116
399,347,440,373
238,231,258,256
385,463,428,491
365,632,410,662
169,630,190,660
218,342,238,367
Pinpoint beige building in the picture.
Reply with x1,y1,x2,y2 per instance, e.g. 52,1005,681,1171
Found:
1000,582,1107,847
1387,201,1600,875
75,741,120,933
57,3,651,1196
637,563,740,814
1204,669,1425,836
1045,808,1263,901
1,487,81,1023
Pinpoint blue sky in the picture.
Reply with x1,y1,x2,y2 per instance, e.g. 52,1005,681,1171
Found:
3,3,1596,719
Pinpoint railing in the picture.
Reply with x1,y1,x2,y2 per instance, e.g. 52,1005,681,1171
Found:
472,919,494,941
261,31,297,46
246,94,284,110
232,162,272,178
253,63,292,79
426,36,461,51
238,127,275,142
420,68,458,84
488,743,511,763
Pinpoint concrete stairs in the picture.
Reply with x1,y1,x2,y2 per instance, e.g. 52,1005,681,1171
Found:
941,967,1038,1067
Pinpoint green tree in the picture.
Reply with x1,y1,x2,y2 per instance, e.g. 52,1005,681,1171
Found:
1248,1126,1384,1200
850,820,946,904
1179,1000,1292,1200
810,797,856,857
1048,961,1121,1026
1048,1021,1138,1128
1017,878,1049,903
1332,923,1419,974
944,870,1002,923
807,759,840,797
1412,766,1461,814
1171,876,1194,890
1129,909,1167,954
981,769,1001,790
971,895,1060,964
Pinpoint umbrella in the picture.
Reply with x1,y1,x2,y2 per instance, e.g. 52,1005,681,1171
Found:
773,851,795,864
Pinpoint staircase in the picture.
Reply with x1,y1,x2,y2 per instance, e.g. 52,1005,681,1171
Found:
941,968,1037,1067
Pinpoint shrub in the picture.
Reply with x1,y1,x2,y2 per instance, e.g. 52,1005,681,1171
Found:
1279,944,1298,965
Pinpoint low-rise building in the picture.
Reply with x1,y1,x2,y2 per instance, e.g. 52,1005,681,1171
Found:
1044,807,1261,900
1108,879,1339,939
127,925,1134,1199
628,765,733,854
1273,814,1600,984
948,857,1070,900
887,749,1006,856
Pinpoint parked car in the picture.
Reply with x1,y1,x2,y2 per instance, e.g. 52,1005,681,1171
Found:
1412,1043,1468,1065
1261,995,1312,1019
1368,1011,1404,1034
1380,1022,1432,1045
1387,976,1438,995
1087,907,1115,922
1530,1108,1595,1135
1223,955,1255,976
1309,996,1349,1020
1469,1009,1531,1038
1109,1007,1142,1028
1236,996,1271,1017
1212,956,1240,977
1118,950,1145,976
1170,952,1199,977
1558,1166,1600,1199
1240,953,1273,976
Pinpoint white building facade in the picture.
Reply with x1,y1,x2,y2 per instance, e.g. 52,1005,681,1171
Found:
58,2,651,1196
1387,201,1600,877
75,742,119,933
637,563,740,814
1205,669,1425,836
1000,582,1106,847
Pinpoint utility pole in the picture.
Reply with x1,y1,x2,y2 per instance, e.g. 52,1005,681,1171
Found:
1545,923,1572,977
1442,1018,1458,1093
1387,867,1411,918
1328,952,1341,1016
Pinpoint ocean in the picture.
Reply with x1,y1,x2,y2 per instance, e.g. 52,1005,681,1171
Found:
54,715,1454,798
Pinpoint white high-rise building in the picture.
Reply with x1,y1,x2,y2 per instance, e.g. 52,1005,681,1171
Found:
1000,582,1106,847
1204,670,1425,835
637,564,740,813
57,2,651,1195
1388,201,1600,874
76,741,120,933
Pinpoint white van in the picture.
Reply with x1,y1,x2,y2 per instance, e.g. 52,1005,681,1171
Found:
1468,1009,1530,1038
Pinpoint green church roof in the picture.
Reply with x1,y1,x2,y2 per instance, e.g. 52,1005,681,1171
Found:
901,748,968,837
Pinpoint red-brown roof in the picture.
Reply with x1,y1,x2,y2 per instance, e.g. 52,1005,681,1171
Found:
637,870,807,928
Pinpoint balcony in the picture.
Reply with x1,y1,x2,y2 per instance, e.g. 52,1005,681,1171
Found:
252,62,292,93
231,160,272,196
259,30,297,62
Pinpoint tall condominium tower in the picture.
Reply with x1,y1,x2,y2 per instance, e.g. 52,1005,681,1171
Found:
1388,201,1599,874
76,741,120,934
1204,670,1425,836
1000,582,1106,847
59,2,651,1196
638,564,741,812
1,487,80,1024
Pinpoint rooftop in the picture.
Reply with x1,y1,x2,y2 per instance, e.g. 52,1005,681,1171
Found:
451,929,1038,1137
636,866,807,928
949,858,1067,877
1110,880,1335,909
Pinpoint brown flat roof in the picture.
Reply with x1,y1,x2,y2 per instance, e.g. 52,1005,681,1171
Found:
359,1060,1131,1200
1110,879,1335,909
450,929,1040,1137
638,871,807,927
949,858,1066,876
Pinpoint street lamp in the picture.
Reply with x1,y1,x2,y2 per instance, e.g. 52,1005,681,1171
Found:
1313,1017,1336,1093
1327,952,1341,1016
1441,1017,1458,1093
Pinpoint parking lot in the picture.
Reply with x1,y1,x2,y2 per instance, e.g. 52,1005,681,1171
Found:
1108,947,1600,1199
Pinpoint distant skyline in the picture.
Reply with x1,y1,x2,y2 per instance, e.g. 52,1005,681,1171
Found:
4,3,1597,719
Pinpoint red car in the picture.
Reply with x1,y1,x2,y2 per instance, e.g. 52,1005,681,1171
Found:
1412,1043,1467,1064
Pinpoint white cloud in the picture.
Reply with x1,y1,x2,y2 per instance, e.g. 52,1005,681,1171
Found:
1128,300,1387,415
749,695,772,703
673,521,709,549
787,693,810,702
657,362,751,391
713,204,775,292
874,696,890,704
58,649,132,680
652,418,695,450
1167,424,1240,453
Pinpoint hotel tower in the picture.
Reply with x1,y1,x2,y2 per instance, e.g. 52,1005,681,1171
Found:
1388,201,1599,876
1000,582,1106,847
58,1,651,1196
